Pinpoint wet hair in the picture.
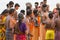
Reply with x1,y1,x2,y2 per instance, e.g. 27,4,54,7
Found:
48,12,53,19
33,9,38,16
9,9,15,14
20,10,25,14
42,4,47,8
35,2,39,5
15,3,20,7
9,1,14,5
6,4,9,8
1,9,9,15
26,9,32,16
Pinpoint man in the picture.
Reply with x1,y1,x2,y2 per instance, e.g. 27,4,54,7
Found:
9,1,14,9
6,1,14,10
14,3,20,20
55,10,60,40
5,9,16,40
53,3,60,19
53,3,60,14
34,2,39,10
15,3,20,10
33,9,41,40
14,4,20,40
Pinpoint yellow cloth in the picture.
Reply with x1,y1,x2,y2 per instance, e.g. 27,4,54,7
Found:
45,30,55,39
2,17,6,31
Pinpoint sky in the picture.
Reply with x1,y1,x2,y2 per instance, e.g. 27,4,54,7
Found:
0,0,60,14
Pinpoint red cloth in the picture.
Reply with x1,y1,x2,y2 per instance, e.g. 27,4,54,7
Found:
16,34,26,40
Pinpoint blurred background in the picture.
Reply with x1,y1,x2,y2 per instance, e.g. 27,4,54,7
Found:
0,0,60,14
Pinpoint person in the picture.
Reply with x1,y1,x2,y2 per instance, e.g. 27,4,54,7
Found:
15,13,27,40
6,4,10,10
1,9,9,40
9,1,14,9
0,14,4,40
53,3,60,19
6,1,14,10
55,10,60,40
14,3,20,20
53,3,60,14
15,3,20,10
34,2,39,10
40,0,49,40
20,10,25,17
33,9,41,40
45,12,55,40
5,9,16,40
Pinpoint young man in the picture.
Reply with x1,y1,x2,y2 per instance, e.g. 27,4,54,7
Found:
15,3,20,10
33,9,41,40
9,1,14,9
34,2,39,10
53,3,60,14
55,10,60,40
5,9,17,40
45,12,55,40
14,3,20,20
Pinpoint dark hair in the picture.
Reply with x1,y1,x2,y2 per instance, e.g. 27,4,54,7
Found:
43,0,47,1
15,3,20,7
9,1,14,5
20,10,25,14
48,12,53,19
6,4,9,8
9,9,15,14
33,9,38,16
40,2,43,4
1,9,9,15
35,2,39,5
42,4,47,8
18,13,24,24
26,9,32,16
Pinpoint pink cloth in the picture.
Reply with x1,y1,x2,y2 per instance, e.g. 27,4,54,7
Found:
16,34,26,40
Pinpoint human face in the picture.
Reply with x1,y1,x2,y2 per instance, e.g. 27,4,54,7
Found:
15,6,19,10
35,4,38,8
11,10,16,16
43,1,47,4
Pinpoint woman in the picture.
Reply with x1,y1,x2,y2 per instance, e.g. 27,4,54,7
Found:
33,9,41,40
1,9,9,40
15,13,27,40
0,14,4,40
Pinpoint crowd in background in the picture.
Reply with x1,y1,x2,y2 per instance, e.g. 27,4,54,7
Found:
0,0,60,40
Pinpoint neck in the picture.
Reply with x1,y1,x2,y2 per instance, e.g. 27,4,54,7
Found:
10,14,13,17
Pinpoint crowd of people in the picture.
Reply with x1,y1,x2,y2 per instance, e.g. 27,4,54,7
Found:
0,0,60,40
